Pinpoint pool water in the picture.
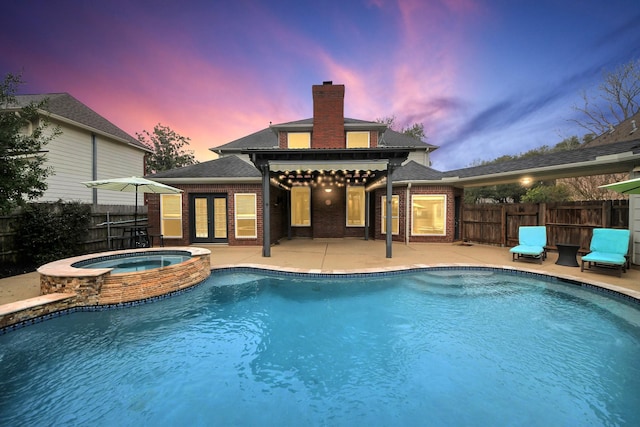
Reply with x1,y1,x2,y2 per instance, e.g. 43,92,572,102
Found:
1,269,639,426
76,254,191,273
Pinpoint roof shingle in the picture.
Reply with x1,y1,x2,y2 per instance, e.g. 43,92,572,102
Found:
10,93,147,150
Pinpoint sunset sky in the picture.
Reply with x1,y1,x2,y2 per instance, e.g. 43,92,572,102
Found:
3,0,639,170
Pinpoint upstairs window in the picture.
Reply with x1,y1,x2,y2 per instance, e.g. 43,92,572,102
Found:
346,131,369,148
288,132,311,149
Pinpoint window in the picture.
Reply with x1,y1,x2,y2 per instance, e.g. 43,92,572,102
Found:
287,132,310,149
411,195,446,236
161,194,182,238
291,186,310,226
234,193,257,238
346,131,369,148
346,186,365,226
381,195,399,234
214,197,227,239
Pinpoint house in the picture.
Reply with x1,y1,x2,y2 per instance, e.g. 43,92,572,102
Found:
8,93,151,205
147,81,640,262
147,81,458,257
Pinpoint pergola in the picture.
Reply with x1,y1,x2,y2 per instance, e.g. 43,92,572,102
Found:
245,148,412,258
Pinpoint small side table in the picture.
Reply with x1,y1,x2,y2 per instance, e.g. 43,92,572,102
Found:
556,243,580,267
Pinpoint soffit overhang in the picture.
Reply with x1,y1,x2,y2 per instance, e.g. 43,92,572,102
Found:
243,148,412,169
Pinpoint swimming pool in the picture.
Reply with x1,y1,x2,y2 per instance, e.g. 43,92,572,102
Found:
1,268,639,425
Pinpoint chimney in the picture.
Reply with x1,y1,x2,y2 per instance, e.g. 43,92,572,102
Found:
312,81,345,148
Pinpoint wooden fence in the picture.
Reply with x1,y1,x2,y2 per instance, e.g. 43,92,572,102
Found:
0,204,148,264
462,200,629,252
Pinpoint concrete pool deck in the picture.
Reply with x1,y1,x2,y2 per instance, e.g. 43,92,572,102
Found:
1,239,639,307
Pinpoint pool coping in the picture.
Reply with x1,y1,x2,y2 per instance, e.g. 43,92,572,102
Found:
37,246,211,277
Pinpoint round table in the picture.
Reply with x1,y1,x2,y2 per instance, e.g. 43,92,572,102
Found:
555,243,580,267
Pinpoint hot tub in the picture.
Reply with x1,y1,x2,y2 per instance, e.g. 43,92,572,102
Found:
37,247,211,306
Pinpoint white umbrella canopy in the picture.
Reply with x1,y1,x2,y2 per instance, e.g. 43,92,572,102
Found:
82,176,183,225
82,176,183,194
599,177,640,194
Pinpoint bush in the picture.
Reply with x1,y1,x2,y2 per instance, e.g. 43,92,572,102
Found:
521,185,572,203
14,201,91,266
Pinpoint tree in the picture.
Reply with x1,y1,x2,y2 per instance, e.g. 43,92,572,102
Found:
137,124,197,174
376,115,427,141
521,184,572,203
0,73,59,214
572,58,640,135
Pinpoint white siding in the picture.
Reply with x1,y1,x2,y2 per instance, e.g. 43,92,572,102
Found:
38,119,146,205
39,123,94,202
94,135,145,206
406,150,430,167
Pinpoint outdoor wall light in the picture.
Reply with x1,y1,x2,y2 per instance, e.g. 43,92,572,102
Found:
520,177,533,187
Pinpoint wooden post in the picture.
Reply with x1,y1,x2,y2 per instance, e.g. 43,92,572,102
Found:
501,204,506,247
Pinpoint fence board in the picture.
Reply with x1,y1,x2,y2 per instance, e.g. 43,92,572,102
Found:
463,200,629,251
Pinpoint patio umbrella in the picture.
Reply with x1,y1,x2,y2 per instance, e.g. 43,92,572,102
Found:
599,177,640,194
82,176,183,226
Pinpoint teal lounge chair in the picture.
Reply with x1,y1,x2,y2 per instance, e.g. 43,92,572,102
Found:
581,228,630,277
510,226,547,264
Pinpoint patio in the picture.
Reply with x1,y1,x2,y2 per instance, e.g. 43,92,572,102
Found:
1,239,639,306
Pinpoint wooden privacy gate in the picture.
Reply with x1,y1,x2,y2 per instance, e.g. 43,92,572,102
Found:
463,200,629,252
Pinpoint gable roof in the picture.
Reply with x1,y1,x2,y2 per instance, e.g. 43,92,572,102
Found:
147,155,261,181
581,110,640,147
211,117,437,152
9,93,149,151
392,160,444,181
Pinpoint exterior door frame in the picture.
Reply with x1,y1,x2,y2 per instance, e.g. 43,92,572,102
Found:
189,193,228,243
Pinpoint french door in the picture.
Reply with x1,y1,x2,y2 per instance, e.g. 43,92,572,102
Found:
190,194,228,243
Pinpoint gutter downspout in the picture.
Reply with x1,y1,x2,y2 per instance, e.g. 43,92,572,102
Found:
406,183,411,245
91,133,97,205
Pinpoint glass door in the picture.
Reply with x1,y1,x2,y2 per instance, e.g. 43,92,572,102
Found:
190,194,227,243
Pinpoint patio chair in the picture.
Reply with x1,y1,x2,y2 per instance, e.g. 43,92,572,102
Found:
510,226,547,264
580,228,630,277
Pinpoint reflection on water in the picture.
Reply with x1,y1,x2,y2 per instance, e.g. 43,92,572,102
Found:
1,270,639,426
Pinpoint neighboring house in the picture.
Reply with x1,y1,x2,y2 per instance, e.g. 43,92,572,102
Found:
8,93,151,205
147,81,640,261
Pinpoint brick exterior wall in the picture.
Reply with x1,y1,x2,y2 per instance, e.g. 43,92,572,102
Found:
370,130,378,148
312,186,346,237
312,82,345,148
148,183,264,246
374,185,462,243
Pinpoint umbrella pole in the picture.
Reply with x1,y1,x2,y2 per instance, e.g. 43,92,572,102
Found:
134,188,138,247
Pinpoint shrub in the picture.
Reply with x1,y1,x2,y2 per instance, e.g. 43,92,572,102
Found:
14,201,91,266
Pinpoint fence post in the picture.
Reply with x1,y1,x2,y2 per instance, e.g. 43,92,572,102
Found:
603,200,611,228
501,204,506,247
